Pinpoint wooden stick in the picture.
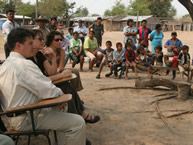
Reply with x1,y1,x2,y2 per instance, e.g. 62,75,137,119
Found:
98,87,171,91
151,95,177,105
166,110,193,118
153,92,177,97
155,102,175,134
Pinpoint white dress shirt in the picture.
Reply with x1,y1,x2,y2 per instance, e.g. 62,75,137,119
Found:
0,52,63,129
74,25,87,38
2,20,20,42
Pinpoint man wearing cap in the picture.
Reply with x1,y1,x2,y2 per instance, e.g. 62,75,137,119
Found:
74,20,87,44
34,16,50,41
2,9,20,58
164,32,183,63
88,17,104,46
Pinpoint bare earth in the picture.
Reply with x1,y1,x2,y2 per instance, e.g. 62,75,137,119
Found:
1,31,193,145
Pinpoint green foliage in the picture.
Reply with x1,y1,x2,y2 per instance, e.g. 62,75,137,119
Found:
129,0,151,15
74,7,89,17
17,2,36,17
104,0,127,16
92,13,100,16
182,14,190,18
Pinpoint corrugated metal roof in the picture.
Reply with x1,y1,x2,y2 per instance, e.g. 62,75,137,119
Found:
121,15,153,21
0,14,32,19
71,16,103,22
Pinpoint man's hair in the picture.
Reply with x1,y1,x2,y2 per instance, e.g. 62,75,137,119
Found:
125,42,133,49
46,31,63,47
68,27,73,32
127,19,134,25
89,30,95,35
73,32,79,36
171,32,177,36
181,45,189,51
116,42,122,48
6,9,15,14
7,28,34,51
141,20,147,23
51,17,57,21
97,17,102,20
155,24,162,30
155,45,162,51
106,41,112,45
137,45,144,55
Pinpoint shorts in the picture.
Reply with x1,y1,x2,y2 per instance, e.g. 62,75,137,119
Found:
125,59,135,64
155,62,163,66
85,51,103,60
70,50,84,63
102,57,113,65
178,64,193,72
165,52,173,57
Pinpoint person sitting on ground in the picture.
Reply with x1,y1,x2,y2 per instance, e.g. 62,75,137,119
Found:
178,45,193,81
165,48,179,80
154,45,163,66
113,42,125,79
30,29,100,125
125,43,139,80
136,45,152,78
0,28,86,145
84,30,103,72
124,38,137,52
66,27,74,40
69,32,84,71
96,41,114,79
164,32,182,64
44,31,84,91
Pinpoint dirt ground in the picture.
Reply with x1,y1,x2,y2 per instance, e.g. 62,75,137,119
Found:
1,30,193,145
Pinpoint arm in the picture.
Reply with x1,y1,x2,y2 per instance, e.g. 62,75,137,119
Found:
124,32,137,36
88,24,93,32
49,69,72,82
58,49,65,72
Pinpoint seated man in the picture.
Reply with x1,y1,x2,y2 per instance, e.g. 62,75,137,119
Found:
84,30,103,71
0,28,86,145
164,32,182,63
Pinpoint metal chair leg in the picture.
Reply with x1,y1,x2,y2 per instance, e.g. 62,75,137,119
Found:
43,133,51,145
27,135,31,145
15,136,20,145
54,130,58,145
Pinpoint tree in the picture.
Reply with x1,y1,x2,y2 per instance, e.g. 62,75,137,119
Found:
74,7,89,17
17,2,36,17
129,0,151,15
104,0,127,16
178,0,193,21
92,13,100,16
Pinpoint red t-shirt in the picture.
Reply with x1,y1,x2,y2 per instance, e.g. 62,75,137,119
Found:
172,56,178,68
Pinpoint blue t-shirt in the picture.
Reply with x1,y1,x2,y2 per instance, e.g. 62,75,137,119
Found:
165,39,183,48
150,30,164,54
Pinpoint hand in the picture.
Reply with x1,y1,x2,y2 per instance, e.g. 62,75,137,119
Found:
171,45,176,49
60,69,72,78
43,47,56,58
57,102,68,110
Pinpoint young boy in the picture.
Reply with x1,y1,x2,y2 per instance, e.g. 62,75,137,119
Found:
113,42,125,79
65,27,74,40
165,48,179,79
96,41,114,79
69,32,84,71
154,45,163,66
178,45,193,81
125,43,139,79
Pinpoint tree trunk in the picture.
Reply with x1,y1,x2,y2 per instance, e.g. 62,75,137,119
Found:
178,0,193,21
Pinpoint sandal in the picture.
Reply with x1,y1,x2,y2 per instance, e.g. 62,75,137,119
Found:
85,114,100,124
105,72,113,77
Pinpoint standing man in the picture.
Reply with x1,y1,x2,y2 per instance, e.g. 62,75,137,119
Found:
2,9,19,58
88,17,104,46
137,20,152,48
34,16,50,41
49,17,57,31
123,19,137,45
74,19,87,44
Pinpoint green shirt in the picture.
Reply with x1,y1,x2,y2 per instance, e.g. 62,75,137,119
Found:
84,37,98,54
69,38,82,54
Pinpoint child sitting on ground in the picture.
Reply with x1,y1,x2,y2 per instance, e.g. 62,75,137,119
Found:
124,38,137,52
125,43,139,80
178,45,193,81
69,32,84,71
165,48,179,79
96,41,114,79
136,45,152,78
154,45,163,66
113,42,126,79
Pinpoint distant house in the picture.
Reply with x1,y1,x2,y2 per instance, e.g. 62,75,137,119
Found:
70,16,101,27
0,13,32,26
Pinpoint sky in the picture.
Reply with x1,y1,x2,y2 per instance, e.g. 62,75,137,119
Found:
23,0,189,18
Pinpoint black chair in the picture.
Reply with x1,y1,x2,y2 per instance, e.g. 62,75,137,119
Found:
0,94,72,145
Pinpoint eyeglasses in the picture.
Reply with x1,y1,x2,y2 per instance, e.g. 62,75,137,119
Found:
54,39,63,42
35,37,44,41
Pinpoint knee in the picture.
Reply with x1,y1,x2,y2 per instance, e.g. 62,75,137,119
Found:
0,135,14,145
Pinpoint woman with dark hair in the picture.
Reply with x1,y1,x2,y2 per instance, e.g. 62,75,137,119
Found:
29,29,100,124
150,24,164,54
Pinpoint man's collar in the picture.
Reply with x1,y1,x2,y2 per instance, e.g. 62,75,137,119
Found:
10,52,25,59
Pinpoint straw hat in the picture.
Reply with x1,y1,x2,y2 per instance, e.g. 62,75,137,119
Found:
35,16,49,23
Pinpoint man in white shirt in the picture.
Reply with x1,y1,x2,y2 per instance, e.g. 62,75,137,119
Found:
0,28,86,145
2,9,19,58
74,19,87,44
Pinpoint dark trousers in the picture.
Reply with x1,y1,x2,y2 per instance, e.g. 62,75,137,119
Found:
4,43,11,58
56,81,85,116
113,62,126,76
